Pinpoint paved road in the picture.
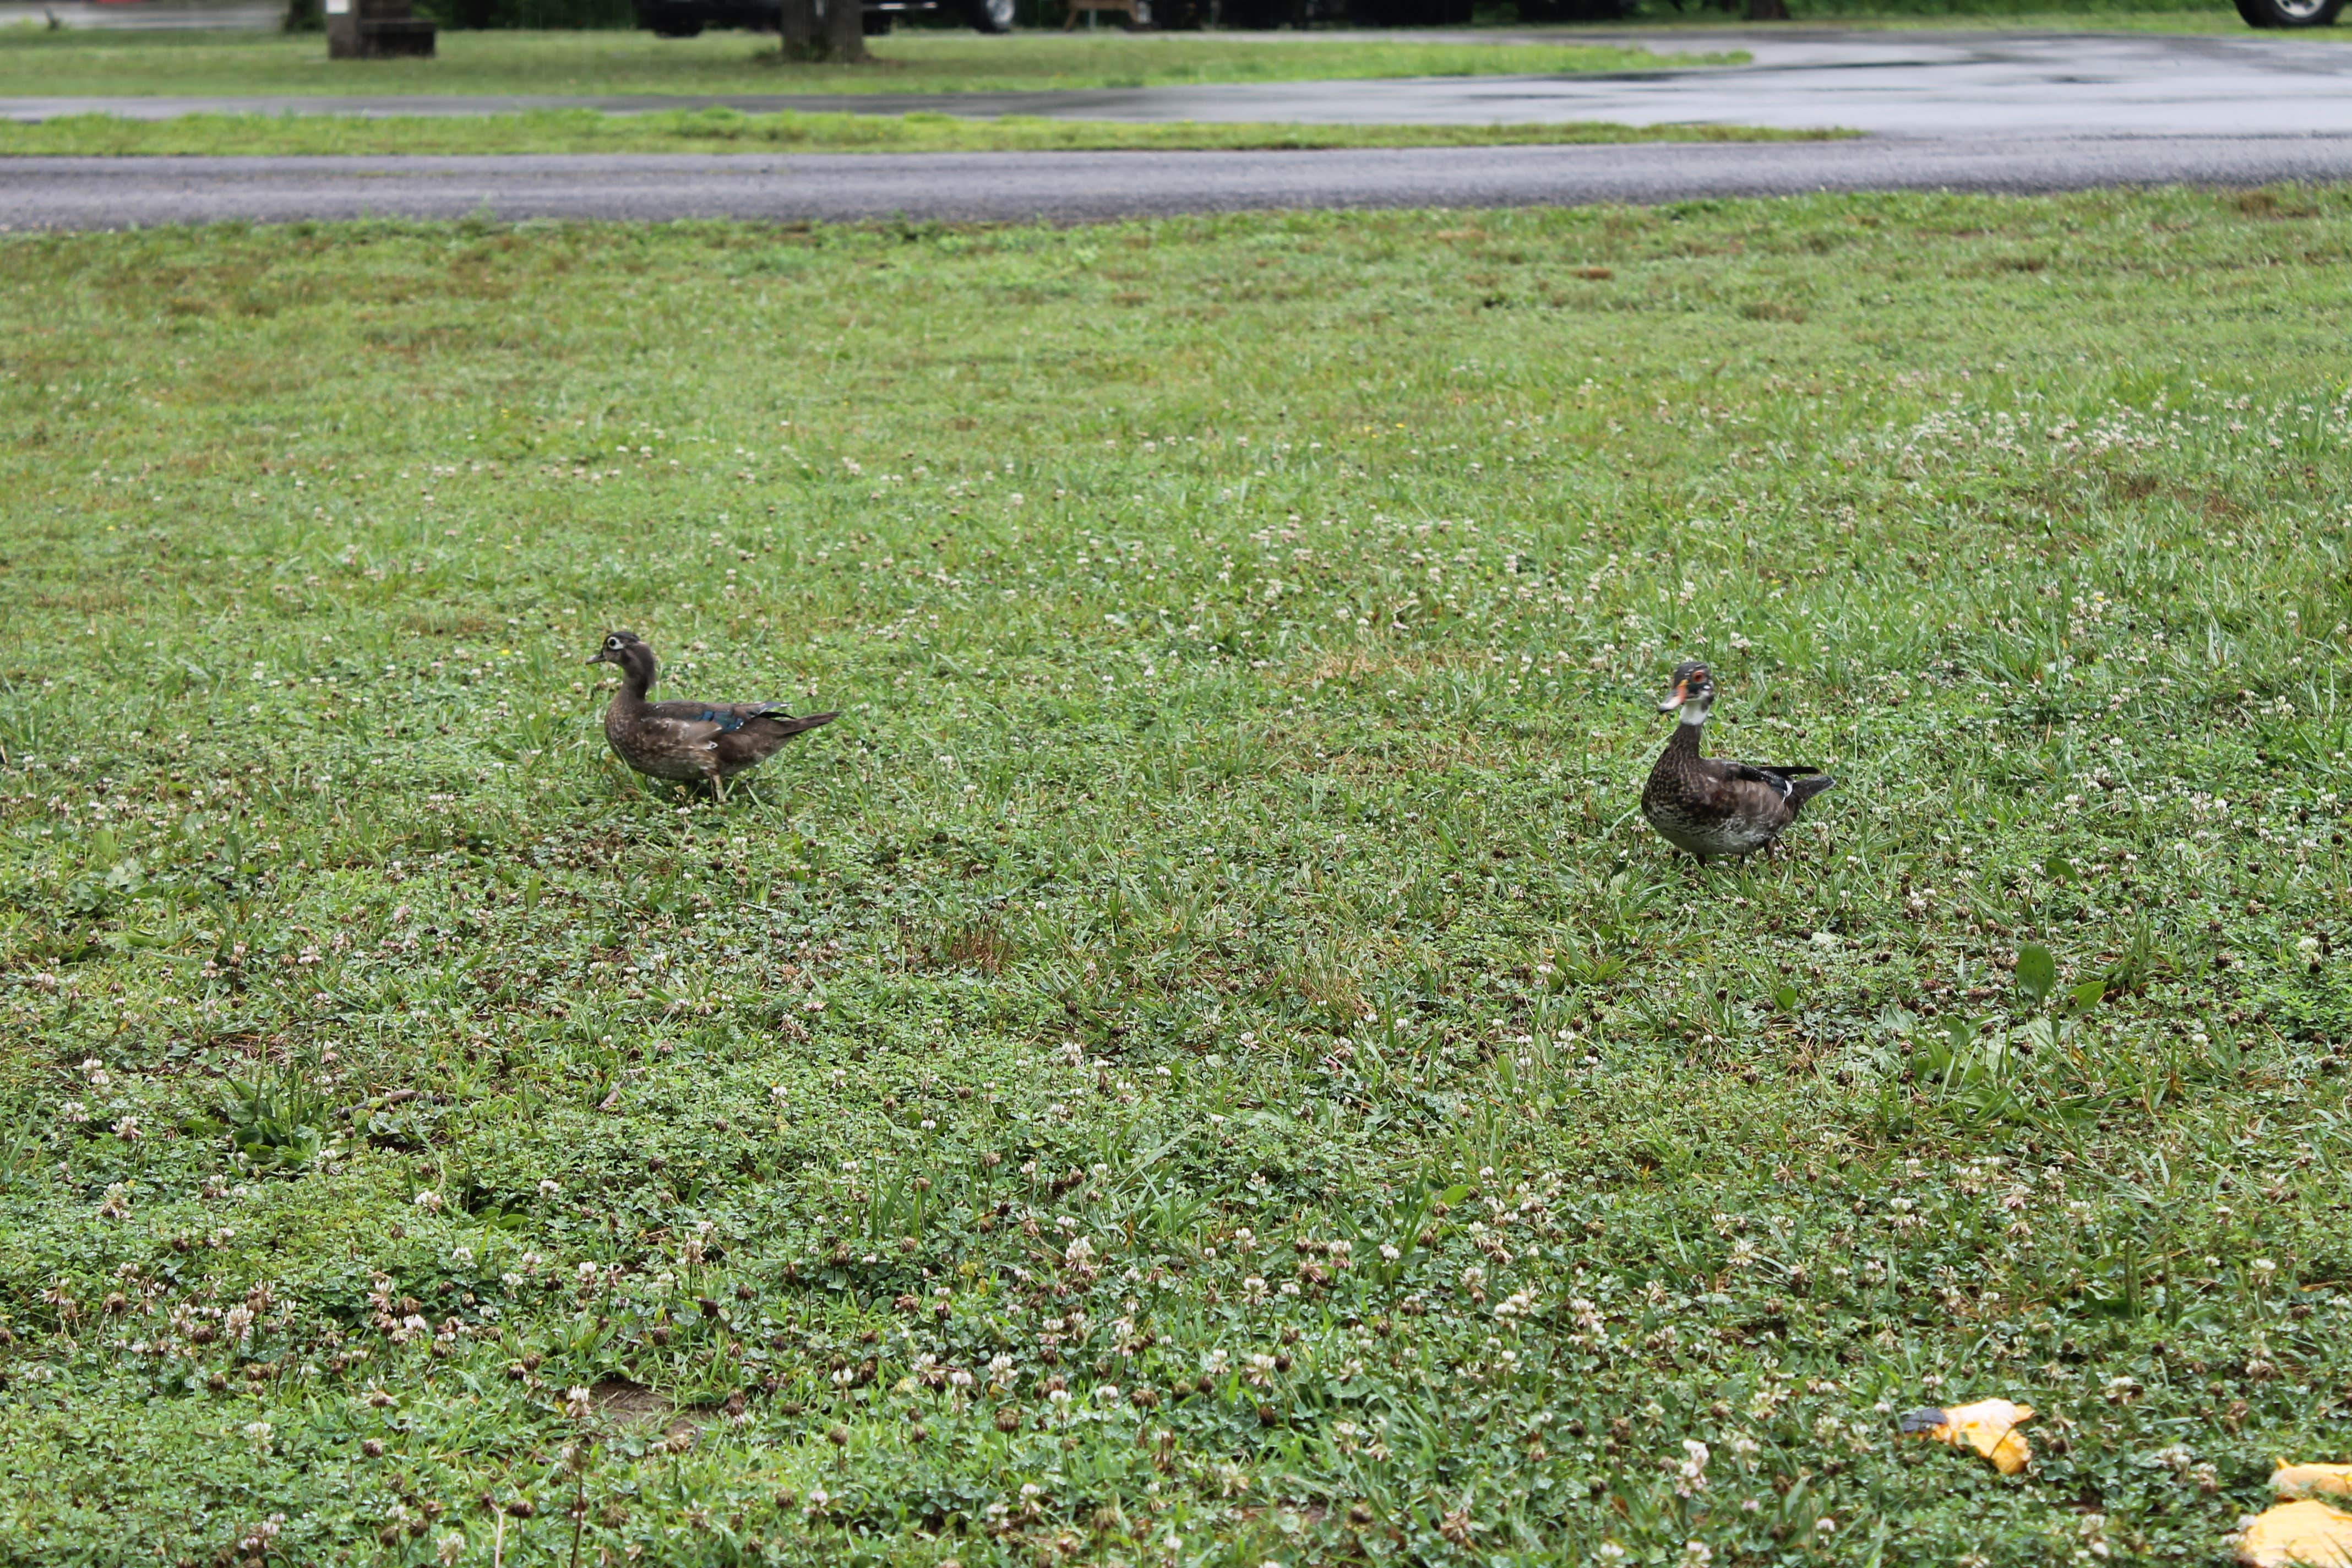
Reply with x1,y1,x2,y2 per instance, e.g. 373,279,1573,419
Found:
8,29,2352,227
9,133,2352,228
8,30,2352,134
0,0,278,27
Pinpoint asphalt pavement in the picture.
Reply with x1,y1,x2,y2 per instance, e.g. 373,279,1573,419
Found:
0,0,280,27
10,29,2352,134
7,29,2352,227
9,132,2352,228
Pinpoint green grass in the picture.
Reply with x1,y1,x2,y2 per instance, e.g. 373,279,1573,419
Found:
0,105,1838,155
0,26,1736,99
4,187,2352,1566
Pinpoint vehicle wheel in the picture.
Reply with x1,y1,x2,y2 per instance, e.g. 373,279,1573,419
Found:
2236,0,2340,25
965,0,1013,27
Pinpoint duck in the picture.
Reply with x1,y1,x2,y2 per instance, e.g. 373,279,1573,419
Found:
1641,661,1834,862
589,630,836,798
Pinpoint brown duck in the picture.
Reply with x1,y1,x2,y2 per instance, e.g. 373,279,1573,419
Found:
589,631,836,797
1641,661,1834,862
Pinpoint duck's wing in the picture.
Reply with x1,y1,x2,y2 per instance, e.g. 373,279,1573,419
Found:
1728,761,1818,797
644,699,797,734
714,710,839,772
1691,756,1806,818
1727,760,1837,809
743,710,838,739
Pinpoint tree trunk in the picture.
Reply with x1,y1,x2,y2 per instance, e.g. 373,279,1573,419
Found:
778,0,818,56
819,0,866,60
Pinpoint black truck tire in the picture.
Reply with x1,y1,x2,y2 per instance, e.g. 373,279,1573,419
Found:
2235,0,2341,26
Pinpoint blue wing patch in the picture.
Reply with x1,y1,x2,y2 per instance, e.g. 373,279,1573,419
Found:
688,704,790,733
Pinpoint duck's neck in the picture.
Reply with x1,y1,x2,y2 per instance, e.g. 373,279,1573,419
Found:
613,652,656,708
1668,703,1711,752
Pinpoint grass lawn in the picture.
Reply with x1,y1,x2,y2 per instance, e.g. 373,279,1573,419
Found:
4,188,2352,1565
0,106,1836,154
0,27,1738,99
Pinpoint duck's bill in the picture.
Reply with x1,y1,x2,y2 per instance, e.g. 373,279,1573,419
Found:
1657,682,1689,712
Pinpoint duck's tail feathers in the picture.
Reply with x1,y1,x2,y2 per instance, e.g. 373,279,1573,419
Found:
756,711,839,739
1789,774,1836,808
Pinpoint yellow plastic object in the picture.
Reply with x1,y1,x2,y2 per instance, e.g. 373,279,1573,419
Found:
2237,1499,2352,1568
2275,1462,2352,1500
1897,1397,2034,1475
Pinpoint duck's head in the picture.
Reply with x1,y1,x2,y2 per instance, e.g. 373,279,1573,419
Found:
588,630,657,688
1657,660,1716,723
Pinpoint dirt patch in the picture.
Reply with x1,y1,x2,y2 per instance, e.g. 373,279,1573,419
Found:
592,1378,699,1442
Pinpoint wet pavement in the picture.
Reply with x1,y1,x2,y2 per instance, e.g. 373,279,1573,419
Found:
0,0,279,27
8,28,2352,227
8,131,2352,229
6,29,2352,134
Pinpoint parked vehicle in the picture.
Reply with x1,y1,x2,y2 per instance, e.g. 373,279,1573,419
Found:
635,0,1012,36
634,0,1501,32
2231,0,2339,25
1213,0,1466,25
